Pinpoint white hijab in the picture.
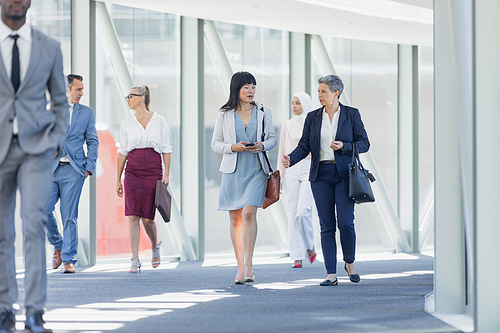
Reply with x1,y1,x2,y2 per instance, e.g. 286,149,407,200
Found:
287,92,312,140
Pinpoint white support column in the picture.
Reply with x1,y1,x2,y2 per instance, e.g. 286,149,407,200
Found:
474,1,500,330
433,0,466,316
181,17,205,261
397,44,419,253
289,32,311,99
71,0,95,266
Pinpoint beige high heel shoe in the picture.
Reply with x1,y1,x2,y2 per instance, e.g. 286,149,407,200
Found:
152,241,162,268
244,271,255,283
129,256,141,273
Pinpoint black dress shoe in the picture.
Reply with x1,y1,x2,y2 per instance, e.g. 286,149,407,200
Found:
319,278,338,286
0,310,16,333
344,263,360,283
24,310,52,333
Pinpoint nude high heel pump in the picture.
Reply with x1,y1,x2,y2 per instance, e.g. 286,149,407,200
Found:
129,256,141,273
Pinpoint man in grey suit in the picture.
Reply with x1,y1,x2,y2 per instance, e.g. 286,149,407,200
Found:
0,0,68,332
47,74,99,274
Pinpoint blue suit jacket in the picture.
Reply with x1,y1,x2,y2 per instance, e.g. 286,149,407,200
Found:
53,103,99,176
289,103,370,181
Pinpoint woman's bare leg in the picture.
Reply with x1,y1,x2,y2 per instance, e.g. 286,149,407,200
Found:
229,209,245,281
242,206,258,278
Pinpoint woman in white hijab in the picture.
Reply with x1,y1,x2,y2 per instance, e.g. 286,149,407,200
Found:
277,92,316,268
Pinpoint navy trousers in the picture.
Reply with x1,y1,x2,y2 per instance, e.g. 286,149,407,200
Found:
310,163,356,274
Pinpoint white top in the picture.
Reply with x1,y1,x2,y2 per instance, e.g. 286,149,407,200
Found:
319,107,340,162
0,20,32,134
117,112,173,156
277,121,311,177
59,103,74,163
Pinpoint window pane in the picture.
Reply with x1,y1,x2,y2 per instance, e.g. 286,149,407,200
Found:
95,4,181,259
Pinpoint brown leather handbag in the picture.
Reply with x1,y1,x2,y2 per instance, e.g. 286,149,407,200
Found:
261,115,280,209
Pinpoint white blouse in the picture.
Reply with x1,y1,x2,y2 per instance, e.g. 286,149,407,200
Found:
319,107,340,162
117,112,173,156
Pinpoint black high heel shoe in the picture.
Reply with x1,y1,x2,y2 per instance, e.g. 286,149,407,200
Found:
320,278,338,286
344,263,360,283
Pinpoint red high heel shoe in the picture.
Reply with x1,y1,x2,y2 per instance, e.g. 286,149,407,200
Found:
309,253,317,264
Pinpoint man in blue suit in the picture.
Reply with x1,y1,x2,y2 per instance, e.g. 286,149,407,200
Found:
47,74,99,274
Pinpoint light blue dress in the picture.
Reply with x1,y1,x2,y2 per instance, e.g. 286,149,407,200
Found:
218,106,268,211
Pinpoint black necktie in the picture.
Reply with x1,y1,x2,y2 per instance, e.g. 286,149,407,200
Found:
10,35,20,92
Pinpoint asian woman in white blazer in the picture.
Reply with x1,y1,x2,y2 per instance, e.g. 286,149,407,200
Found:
211,71,277,284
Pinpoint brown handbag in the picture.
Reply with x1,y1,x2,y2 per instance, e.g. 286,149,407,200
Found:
155,180,172,222
261,114,280,209
263,167,280,209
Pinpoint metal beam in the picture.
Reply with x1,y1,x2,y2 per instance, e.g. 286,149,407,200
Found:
203,20,231,96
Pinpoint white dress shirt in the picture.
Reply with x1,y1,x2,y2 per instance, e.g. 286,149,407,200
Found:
59,103,74,163
319,106,340,162
117,112,173,156
0,20,32,134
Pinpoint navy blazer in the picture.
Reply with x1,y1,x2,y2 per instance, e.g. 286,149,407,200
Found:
288,103,370,181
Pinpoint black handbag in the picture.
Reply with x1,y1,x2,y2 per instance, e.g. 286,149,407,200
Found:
348,145,375,204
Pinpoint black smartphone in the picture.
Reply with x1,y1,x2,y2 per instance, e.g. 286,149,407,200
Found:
244,142,255,147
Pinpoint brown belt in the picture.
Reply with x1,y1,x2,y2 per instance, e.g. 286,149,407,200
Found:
59,161,70,165
320,160,336,164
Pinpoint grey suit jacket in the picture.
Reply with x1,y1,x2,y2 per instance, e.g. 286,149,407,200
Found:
0,27,68,164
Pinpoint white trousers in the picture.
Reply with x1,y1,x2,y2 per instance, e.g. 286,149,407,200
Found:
284,158,314,261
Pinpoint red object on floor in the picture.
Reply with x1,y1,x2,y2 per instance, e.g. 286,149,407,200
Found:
95,129,150,256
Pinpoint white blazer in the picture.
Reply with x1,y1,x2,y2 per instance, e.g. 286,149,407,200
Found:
211,101,277,174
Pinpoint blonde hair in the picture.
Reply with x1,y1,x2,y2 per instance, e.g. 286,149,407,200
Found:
132,85,151,111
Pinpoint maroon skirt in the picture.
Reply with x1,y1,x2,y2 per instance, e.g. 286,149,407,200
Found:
124,148,162,219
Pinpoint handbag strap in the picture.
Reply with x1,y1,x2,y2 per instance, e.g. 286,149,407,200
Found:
351,144,366,171
261,112,273,173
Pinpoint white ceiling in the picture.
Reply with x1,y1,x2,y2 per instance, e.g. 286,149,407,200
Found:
102,0,433,46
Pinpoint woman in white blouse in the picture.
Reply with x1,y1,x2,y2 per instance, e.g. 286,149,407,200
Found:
116,85,172,273
277,92,316,268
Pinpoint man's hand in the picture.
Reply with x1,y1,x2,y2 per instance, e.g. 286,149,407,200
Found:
85,171,91,179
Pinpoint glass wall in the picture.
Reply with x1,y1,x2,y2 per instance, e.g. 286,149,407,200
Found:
18,1,435,261
14,0,72,260
94,4,181,258
28,0,71,73
204,23,290,256
315,37,398,252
